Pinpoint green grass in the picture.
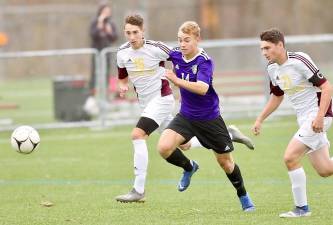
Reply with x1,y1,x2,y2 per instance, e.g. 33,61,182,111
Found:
0,79,54,124
0,117,333,224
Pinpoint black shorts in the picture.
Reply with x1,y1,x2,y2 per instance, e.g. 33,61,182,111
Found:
167,113,234,154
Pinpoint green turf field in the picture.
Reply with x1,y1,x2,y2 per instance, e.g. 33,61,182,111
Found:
0,117,332,225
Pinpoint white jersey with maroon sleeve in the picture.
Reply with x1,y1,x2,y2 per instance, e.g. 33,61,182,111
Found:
267,51,332,123
116,40,172,107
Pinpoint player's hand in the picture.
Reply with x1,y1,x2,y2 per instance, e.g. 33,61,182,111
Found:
252,120,262,136
119,85,129,98
312,116,324,133
165,69,178,85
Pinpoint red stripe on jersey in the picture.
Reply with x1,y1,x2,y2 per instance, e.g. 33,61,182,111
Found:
161,79,172,97
270,82,284,96
288,53,318,74
118,67,128,79
317,92,333,117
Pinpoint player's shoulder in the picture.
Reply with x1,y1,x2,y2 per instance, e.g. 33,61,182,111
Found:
198,49,211,61
145,40,171,53
287,51,318,70
287,51,313,63
266,61,278,72
117,42,131,53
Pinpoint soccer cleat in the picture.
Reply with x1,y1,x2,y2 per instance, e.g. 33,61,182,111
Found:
228,125,255,150
177,160,199,192
279,206,311,218
239,194,255,212
115,188,145,203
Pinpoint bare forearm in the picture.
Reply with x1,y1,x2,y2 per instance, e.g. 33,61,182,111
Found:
318,81,333,118
175,79,208,95
256,95,283,123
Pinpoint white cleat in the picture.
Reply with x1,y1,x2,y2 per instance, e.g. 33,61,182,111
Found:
279,207,311,218
115,188,145,203
228,125,255,150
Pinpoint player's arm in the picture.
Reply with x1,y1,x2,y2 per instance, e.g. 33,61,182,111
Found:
309,73,333,132
252,83,284,135
118,67,129,98
165,69,208,95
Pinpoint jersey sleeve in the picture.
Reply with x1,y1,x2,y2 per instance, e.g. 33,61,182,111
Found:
270,81,284,96
154,41,171,61
116,51,124,68
116,51,128,79
197,59,213,85
267,65,284,96
308,72,327,87
295,52,320,80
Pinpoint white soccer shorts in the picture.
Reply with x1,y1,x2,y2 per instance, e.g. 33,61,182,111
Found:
294,112,332,151
140,94,175,133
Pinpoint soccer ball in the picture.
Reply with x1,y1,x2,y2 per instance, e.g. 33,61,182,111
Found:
10,126,40,154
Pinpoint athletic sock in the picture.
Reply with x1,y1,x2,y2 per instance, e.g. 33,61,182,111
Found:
288,167,307,208
226,164,247,197
166,148,193,171
132,139,148,194
189,137,202,148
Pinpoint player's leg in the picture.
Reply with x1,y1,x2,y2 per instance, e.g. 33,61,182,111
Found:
179,125,254,151
280,116,332,217
227,125,255,150
307,117,333,177
279,138,310,218
116,95,174,202
158,114,199,192
115,117,158,203
214,152,255,211
191,115,255,211
307,144,333,177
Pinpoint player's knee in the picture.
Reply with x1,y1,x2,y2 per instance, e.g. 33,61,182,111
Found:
317,170,333,177
131,128,146,140
157,140,172,157
283,154,296,167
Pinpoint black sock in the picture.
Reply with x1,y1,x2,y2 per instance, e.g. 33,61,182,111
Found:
226,164,247,197
166,148,193,171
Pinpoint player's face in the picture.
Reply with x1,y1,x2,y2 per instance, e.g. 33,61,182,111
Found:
124,24,144,49
177,31,200,59
260,41,284,63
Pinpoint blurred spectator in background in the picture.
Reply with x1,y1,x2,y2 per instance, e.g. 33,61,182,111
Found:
85,2,118,116
89,1,118,93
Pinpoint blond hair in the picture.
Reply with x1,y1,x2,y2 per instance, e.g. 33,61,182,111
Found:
125,14,144,29
178,21,200,38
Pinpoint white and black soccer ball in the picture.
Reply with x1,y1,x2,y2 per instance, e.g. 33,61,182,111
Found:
10,126,40,154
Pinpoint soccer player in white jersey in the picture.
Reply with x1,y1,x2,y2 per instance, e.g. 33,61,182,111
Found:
252,28,333,218
115,14,254,203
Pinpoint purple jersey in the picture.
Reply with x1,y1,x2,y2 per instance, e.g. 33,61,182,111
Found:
168,48,220,121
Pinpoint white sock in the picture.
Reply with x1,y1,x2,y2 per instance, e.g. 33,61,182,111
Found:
189,137,202,148
132,139,148,194
288,167,307,207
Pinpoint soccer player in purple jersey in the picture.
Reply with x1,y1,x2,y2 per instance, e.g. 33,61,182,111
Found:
157,21,255,212
114,15,254,203
253,28,333,218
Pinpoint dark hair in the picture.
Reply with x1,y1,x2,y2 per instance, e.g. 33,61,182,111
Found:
260,28,285,46
125,14,144,29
